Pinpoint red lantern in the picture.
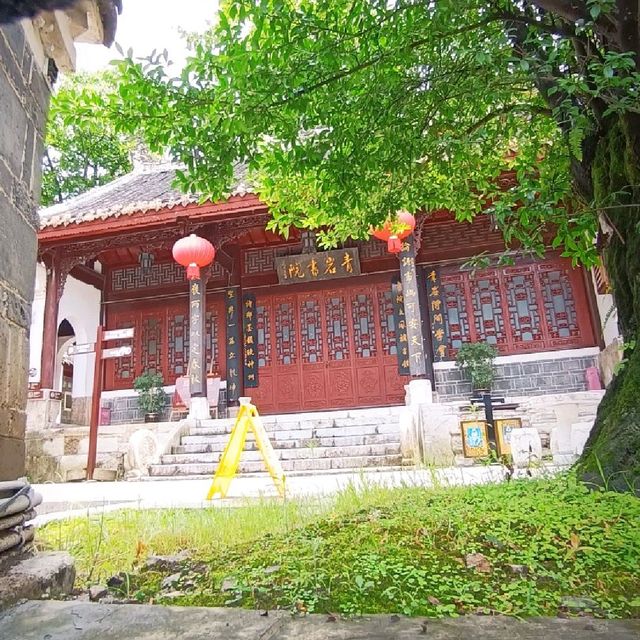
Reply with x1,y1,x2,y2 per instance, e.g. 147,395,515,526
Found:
396,210,416,238
371,211,416,254
172,234,216,280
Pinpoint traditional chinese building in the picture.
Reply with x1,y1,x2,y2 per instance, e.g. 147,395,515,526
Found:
26,161,618,479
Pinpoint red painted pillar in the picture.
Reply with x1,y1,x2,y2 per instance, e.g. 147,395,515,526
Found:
40,255,63,389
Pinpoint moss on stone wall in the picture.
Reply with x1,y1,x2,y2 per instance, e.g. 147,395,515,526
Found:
576,115,640,493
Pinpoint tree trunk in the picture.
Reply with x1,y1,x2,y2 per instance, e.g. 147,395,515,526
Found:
575,113,640,493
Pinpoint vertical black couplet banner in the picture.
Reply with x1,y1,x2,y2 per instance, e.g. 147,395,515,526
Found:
225,287,242,404
188,279,206,396
242,293,259,388
391,277,411,376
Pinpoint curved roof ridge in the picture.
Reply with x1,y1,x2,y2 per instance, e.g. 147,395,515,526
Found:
38,163,253,229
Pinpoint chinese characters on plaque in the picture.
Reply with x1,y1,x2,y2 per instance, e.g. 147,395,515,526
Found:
242,293,259,389
391,277,410,376
425,267,448,362
225,287,241,404
398,236,427,377
275,248,360,284
189,279,206,396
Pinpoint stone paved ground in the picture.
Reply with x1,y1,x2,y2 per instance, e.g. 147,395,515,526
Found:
33,465,565,525
2,601,639,639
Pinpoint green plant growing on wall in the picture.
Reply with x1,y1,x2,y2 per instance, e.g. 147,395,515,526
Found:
455,343,498,391
133,371,168,417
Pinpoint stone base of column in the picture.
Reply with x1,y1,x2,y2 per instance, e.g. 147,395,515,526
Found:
188,396,210,421
406,378,433,406
26,393,62,430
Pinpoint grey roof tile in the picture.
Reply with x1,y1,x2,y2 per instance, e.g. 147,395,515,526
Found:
39,163,253,228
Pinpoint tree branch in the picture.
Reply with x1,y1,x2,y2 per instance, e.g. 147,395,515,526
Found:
465,103,552,134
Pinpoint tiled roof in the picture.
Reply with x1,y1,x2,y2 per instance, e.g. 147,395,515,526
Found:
38,162,254,229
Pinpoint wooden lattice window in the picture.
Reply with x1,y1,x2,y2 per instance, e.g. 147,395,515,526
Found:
255,304,272,368
275,301,297,365
140,314,163,376
377,289,397,356
351,292,377,358
204,309,220,372
168,312,189,377
439,257,594,357
325,294,349,361
300,298,324,364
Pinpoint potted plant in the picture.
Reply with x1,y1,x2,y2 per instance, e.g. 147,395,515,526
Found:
133,371,168,422
455,342,499,392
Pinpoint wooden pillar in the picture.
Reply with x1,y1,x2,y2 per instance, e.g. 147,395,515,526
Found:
188,278,206,397
398,235,430,378
40,253,64,389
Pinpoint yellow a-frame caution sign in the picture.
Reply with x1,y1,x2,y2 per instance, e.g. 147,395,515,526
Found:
206,400,286,500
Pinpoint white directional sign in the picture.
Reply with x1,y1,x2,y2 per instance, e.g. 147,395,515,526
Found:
103,328,135,341
67,343,95,356
102,346,132,359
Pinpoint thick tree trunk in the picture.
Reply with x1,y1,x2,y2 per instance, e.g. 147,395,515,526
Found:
576,114,640,493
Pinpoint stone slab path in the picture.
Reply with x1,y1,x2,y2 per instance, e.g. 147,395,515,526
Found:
33,465,566,525
2,601,640,640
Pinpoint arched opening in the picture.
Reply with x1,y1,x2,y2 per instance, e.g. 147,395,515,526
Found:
56,319,76,425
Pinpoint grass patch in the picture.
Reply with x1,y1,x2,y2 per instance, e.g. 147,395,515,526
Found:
39,475,640,618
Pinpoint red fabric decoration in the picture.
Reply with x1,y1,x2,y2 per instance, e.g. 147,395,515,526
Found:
371,211,416,254
371,221,392,242
172,234,216,280
387,235,402,254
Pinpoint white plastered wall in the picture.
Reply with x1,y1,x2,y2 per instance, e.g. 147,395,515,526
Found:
28,263,101,398
596,292,619,347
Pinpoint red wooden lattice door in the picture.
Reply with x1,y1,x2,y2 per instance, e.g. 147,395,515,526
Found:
249,280,408,414
104,296,226,390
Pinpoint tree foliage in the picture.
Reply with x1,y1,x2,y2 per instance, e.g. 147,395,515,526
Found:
112,1,637,258
42,72,133,207
111,1,640,488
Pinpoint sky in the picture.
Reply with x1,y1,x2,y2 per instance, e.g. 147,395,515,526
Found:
75,0,219,73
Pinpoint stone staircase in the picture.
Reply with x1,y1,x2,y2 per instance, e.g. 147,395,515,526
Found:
149,406,405,477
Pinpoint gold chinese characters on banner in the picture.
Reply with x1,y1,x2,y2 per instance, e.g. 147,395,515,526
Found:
242,293,259,388
275,248,360,284
425,267,448,362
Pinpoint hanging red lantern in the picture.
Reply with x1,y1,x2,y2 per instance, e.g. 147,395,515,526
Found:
172,234,216,280
371,211,416,254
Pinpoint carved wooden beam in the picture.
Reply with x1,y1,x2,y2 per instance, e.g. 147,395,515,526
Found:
70,264,105,290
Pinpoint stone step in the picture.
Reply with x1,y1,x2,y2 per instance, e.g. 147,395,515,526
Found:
148,453,404,476
173,432,400,454
162,443,401,465
185,421,399,443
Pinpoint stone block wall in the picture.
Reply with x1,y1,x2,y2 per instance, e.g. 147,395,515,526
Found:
434,354,599,402
101,389,229,424
0,23,50,480
25,421,183,482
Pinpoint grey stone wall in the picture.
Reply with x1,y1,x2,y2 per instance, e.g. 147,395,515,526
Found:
101,389,229,424
0,23,50,480
434,354,599,402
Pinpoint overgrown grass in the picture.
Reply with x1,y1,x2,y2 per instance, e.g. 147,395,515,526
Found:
39,475,640,618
